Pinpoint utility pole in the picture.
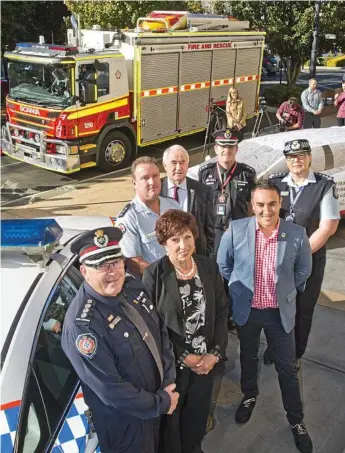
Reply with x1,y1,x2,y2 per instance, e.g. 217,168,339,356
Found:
309,0,322,79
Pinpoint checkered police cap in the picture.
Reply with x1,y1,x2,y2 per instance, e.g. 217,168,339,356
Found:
283,139,311,156
71,227,124,266
213,129,239,147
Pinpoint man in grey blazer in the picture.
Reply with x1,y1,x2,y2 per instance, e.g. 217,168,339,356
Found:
217,181,313,453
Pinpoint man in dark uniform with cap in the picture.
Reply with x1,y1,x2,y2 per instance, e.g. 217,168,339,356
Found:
198,129,257,254
266,139,340,367
62,227,179,453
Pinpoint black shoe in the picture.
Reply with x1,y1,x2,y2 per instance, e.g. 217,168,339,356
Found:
227,317,236,331
263,347,274,365
290,423,313,453
235,397,257,423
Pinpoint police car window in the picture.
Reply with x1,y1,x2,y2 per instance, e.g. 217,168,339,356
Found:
79,62,109,97
18,266,82,453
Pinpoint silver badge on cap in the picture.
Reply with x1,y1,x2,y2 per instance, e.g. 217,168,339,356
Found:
291,140,301,151
94,229,109,248
225,129,231,139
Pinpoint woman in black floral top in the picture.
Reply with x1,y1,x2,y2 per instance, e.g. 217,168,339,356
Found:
143,210,228,453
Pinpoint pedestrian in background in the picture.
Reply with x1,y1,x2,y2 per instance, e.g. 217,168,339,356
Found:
143,210,228,453
301,78,324,128
276,96,304,131
334,79,345,126
217,181,313,453
226,86,246,142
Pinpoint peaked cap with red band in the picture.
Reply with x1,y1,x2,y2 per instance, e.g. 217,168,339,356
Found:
71,226,124,266
213,128,239,146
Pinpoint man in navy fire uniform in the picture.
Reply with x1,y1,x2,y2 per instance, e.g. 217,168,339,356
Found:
62,227,178,453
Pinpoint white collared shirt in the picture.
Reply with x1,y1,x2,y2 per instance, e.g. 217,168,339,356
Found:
167,178,188,212
281,170,339,220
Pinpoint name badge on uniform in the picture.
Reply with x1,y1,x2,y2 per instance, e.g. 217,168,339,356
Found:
145,231,156,238
281,191,289,196
216,193,228,216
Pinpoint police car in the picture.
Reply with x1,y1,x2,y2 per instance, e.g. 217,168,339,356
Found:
0,217,115,453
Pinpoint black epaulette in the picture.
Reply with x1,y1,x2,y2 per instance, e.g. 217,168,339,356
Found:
75,298,96,326
315,172,334,181
199,161,215,173
240,163,256,174
117,203,131,219
124,271,136,282
269,172,288,179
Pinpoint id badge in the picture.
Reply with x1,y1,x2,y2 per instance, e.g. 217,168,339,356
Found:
216,193,228,216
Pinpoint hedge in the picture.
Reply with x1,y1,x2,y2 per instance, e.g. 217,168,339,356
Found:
326,55,345,67
262,85,305,107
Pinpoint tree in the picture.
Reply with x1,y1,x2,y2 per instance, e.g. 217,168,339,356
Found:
64,1,204,29
211,1,345,86
1,1,68,51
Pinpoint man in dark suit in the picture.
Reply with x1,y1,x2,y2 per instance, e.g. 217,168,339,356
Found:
217,181,313,453
161,145,215,256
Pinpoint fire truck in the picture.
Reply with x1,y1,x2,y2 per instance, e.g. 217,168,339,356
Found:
1,11,265,173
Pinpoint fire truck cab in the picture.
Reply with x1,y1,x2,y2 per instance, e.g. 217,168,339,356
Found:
1,11,265,173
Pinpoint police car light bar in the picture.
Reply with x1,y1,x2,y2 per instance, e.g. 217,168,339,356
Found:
15,42,78,55
1,219,63,251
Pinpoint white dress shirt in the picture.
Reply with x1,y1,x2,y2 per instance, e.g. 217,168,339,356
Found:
167,178,188,212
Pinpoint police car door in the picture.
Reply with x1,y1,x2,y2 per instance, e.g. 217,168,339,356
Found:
3,257,95,453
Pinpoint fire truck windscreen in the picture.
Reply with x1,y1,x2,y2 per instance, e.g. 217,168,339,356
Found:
8,61,73,108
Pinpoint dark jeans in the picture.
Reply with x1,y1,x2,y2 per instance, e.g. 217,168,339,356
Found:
337,117,345,127
159,368,213,453
237,308,303,425
304,111,321,128
295,254,326,358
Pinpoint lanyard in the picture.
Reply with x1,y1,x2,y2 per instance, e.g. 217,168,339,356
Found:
289,186,304,213
217,162,238,193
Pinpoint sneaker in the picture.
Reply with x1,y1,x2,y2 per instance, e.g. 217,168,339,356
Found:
290,423,313,453
263,347,274,365
235,397,257,423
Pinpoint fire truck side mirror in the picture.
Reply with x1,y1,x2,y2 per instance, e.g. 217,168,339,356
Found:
80,81,98,105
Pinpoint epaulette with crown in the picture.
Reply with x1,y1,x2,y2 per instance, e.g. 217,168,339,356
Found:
199,161,215,173
269,172,288,179
315,172,334,181
75,298,96,326
116,203,131,219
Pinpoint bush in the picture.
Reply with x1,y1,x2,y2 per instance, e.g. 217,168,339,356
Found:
262,85,305,107
326,55,345,67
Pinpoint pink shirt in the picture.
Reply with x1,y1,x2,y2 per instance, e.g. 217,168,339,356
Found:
335,92,345,118
252,221,279,309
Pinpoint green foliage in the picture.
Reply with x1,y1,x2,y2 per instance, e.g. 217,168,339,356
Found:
326,55,345,67
64,0,200,29
263,85,305,107
1,1,68,51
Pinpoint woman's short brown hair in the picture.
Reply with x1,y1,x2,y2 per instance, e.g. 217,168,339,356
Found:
156,210,199,245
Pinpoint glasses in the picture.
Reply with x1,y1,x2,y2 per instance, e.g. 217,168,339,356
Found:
286,153,309,162
94,260,124,272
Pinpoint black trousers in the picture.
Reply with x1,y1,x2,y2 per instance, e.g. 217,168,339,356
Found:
159,367,214,453
295,254,326,358
304,111,321,128
337,117,345,126
237,308,303,425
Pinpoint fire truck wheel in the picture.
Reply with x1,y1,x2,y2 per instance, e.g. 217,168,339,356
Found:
99,130,132,172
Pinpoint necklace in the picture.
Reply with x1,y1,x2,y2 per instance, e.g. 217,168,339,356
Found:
175,257,195,278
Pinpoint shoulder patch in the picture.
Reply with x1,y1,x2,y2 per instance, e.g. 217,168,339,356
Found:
199,161,215,172
315,172,334,181
76,333,97,358
117,223,126,234
116,203,131,219
269,172,287,179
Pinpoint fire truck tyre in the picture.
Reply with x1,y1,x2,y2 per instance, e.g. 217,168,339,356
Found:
98,131,132,172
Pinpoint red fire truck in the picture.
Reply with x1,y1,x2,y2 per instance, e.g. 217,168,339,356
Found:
1,11,265,173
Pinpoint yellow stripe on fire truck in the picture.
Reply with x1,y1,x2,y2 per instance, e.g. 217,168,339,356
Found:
141,74,260,97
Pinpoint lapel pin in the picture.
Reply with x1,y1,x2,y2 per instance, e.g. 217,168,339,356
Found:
281,232,286,238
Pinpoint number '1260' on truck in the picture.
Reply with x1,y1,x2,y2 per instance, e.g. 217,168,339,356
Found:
1,11,265,173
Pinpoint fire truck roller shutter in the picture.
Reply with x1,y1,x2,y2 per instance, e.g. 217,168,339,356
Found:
140,53,179,143
234,47,261,116
211,49,237,101
178,50,212,133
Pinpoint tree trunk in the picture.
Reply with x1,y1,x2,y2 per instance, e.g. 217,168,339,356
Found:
286,56,303,86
